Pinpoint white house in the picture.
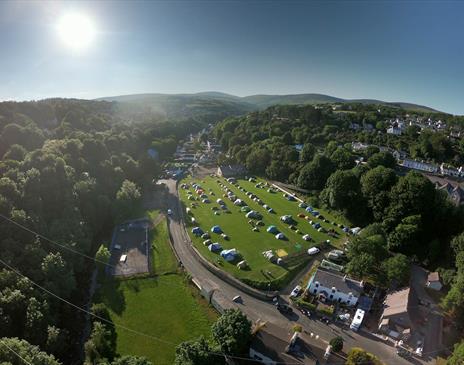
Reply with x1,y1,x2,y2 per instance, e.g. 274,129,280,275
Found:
400,159,439,173
387,126,402,135
307,269,363,306
426,272,443,291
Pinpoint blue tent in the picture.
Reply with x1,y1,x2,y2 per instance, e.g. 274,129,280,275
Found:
192,227,203,236
220,249,237,262
267,225,278,234
208,243,222,252
211,225,223,234
313,223,321,229
305,206,313,212
275,233,286,240
311,211,319,217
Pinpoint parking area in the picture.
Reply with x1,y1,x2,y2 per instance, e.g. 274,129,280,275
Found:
109,218,151,276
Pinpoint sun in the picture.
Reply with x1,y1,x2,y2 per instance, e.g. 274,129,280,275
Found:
57,13,96,52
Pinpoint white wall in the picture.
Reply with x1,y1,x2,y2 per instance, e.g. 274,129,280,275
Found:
308,281,358,306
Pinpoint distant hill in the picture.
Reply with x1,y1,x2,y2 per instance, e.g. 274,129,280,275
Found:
98,91,442,117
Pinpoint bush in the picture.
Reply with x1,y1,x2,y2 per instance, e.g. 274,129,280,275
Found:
295,298,317,312
316,304,334,317
329,336,343,352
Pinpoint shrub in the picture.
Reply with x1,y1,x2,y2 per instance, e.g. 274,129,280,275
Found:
329,336,343,352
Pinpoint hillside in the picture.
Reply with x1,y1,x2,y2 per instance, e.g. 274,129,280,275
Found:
99,92,442,115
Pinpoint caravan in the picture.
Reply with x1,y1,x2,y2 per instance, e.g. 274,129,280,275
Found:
350,308,365,331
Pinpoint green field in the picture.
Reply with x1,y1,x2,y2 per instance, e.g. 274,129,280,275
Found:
179,176,347,289
95,212,216,364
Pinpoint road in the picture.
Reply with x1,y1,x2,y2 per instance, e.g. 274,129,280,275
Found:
162,178,419,365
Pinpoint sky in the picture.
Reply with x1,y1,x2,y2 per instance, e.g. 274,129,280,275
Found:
0,0,463,114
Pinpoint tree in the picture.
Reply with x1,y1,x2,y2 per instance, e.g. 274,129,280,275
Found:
3,144,27,161
115,180,141,221
111,356,153,365
211,309,251,356
367,152,396,169
345,347,383,365
95,245,111,272
175,336,224,365
84,322,116,364
387,215,421,253
41,252,76,299
329,336,343,352
360,166,397,221
300,143,316,163
330,147,355,170
321,170,364,221
298,155,335,191
0,337,60,365
381,254,410,287
448,340,464,365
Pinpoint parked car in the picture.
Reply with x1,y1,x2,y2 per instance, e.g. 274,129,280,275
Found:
290,285,302,298
276,304,293,314
167,209,172,215
232,295,242,303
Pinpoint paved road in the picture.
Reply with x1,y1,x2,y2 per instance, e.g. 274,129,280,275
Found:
162,178,419,365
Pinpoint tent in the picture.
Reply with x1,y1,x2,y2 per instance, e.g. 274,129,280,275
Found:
208,243,222,252
216,199,225,205
275,233,286,240
202,199,210,203
299,202,307,208
234,199,244,206
220,248,238,262
203,239,212,246
267,225,278,234
267,208,274,213
302,234,311,241
280,215,293,224
313,223,321,229
246,210,261,219
241,206,251,213
305,206,313,212
311,211,320,217
211,225,223,234
237,260,248,269
192,227,203,236
201,233,210,239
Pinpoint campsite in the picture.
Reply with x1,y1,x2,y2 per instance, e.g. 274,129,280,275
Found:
179,176,348,289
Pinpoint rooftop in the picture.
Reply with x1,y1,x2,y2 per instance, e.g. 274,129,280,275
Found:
383,287,417,317
428,271,440,282
309,269,363,297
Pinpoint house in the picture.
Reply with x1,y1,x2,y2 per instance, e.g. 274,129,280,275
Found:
429,177,464,206
249,323,317,365
426,272,443,291
378,287,417,340
307,269,363,306
399,158,439,173
387,126,402,135
217,164,246,178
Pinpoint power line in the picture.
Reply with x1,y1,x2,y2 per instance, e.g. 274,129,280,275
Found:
0,249,454,365
0,213,114,270
0,339,34,365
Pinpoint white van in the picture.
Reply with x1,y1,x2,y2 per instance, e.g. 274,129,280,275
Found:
350,309,365,331
119,254,127,263
307,247,320,256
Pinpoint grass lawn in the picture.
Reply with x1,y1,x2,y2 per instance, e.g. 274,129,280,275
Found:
179,176,347,289
95,211,216,364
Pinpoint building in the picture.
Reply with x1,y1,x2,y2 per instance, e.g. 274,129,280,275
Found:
249,323,317,365
399,158,439,173
427,176,464,206
387,126,402,135
426,272,443,291
378,287,417,340
307,269,363,306
217,164,246,178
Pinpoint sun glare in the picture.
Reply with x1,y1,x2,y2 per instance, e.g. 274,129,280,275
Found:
57,13,96,52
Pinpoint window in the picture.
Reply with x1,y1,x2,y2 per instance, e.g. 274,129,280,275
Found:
329,294,333,299
315,283,319,287
332,288,335,293
313,289,317,294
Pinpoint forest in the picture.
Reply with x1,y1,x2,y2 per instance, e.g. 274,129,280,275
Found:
0,99,209,364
